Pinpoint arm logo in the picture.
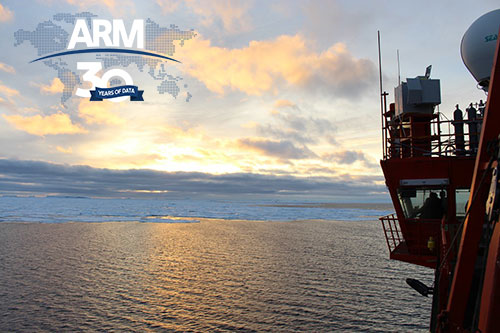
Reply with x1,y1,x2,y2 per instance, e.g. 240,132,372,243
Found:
14,13,196,104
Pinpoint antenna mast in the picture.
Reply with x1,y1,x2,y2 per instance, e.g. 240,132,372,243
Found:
397,49,401,84
378,31,387,157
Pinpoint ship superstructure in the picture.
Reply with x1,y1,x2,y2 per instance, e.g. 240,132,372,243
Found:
379,9,500,332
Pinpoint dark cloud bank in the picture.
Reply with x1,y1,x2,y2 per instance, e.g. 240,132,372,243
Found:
0,159,388,201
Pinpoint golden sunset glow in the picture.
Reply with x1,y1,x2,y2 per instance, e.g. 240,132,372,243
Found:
2,4,499,333
38,78,65,95
176,36,374,96
3,113,87,136
0,0,492,200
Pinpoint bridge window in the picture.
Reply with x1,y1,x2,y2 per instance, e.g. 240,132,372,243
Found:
456,189,471,218
398,188,447,219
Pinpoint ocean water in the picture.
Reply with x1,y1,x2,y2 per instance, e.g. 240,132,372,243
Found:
0,197,393,224
0,197,433,332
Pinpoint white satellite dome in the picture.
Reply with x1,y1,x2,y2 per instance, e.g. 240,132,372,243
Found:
461,9,500,90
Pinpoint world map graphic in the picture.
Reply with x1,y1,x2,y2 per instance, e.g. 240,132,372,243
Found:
14,12,196,106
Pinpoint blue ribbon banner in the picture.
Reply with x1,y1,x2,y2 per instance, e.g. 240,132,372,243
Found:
89,85,144,101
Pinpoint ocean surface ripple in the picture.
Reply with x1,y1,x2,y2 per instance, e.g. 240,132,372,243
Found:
0,197,432,331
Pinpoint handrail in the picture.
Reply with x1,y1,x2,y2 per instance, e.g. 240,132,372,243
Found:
380,213,403,254
382,109,484,160
381,213,441,258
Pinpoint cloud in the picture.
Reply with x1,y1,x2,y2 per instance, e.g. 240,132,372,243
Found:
303,1,375,45
77,100,124,125
156,0,180,13
274,99,296,108
56,146,73,154
322,150,378,169
186,0,252,32
177,34,376,97
0,3,13,22
36,78,64,95
0,96,16,113
0,82,20,104
58,0,134,15
237,138,317,160
0,158,387,200
0,83,20,97
157,0,252,32
0,62,15,74
232,101,341,167
3,112,88,136
257,102,337,146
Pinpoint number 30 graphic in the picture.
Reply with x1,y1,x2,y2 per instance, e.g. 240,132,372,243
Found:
76,62,133,103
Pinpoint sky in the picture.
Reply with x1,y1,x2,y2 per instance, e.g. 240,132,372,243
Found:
0,0,498,201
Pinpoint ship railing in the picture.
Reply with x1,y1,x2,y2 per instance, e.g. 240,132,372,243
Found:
382,110,483,160
380,213,403,254
380,214,440,266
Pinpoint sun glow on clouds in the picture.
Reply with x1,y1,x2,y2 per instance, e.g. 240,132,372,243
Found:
3,113,87,136
78,100,124,126
71,108,377,177
176,34,376,97
0,62,15,74
80,135,244,174
37,78,64,95
5,0,495,199
0,75,379,179
0,1,383,192
0,3,13,22
56,146,73,154
0,78,378,176
0,83,19,98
